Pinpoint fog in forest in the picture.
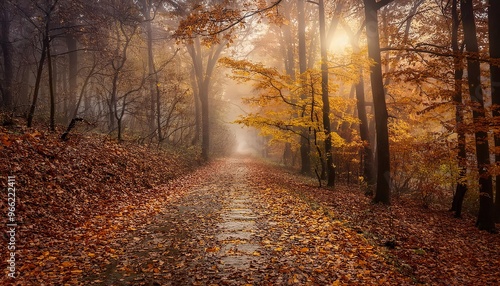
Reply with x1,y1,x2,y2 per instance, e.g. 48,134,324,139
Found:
2,1,500,284
1,0,500,231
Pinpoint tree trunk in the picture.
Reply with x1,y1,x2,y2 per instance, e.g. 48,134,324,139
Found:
0,0,13,110
47,36,55,131
364,0,391,204
278,5,295,168
356,71,376,193
142,0,159,139
108,24,134,134
156,78,162,142
66,34,78,122
72,62,95,119
27,33,48,127
343,22,376,194
298,0,311,174
186,38,226,161
117,116,122,142
488,0,500,223
319,0,335,186
461,0,496,232
109,72,119,132
190,69,200,145
200,85,210,161
283,142,293,166
450,0,467,218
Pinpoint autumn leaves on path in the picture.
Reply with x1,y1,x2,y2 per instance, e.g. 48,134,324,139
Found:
79,158,410,285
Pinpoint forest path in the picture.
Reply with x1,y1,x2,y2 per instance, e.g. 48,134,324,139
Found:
81,157,410,285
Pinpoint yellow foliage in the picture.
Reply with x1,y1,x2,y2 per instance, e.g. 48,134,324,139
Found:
221,56,361,150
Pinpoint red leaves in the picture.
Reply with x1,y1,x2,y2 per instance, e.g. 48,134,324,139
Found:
1,134,12,147
2,124,498,285
0,126,197,285
258,162,500,285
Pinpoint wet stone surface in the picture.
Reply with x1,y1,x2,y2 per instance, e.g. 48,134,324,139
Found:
212,162,267,283
81,158,271,285
81,158,411,285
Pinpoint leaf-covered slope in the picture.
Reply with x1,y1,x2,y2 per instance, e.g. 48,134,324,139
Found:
1,126,197,231
257,163,500,285
0,125,197,276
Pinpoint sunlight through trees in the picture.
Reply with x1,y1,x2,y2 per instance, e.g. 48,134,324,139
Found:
1,0,499,231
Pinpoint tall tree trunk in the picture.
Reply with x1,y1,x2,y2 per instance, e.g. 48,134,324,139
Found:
343,22,376,194
142,0,159,139
73,62,96,119
66,34,77,121
461,0,496,232
298,0,311,174
190,69,200,145
0,0,13,110
356,71,376,193
117,116,122,142
488,0,500,223
108,23,134,135
200,83,210,161
109,72,119,132
283,143,293,166
319,0,335,186
363,0,392,204
27,33,48,127
450,0,467,218
28,1,58,127
281,21,295,80
156,78,162,142
47,37,55,131
186,38,226,161
279,13,296,166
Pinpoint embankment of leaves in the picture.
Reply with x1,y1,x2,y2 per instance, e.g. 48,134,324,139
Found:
0,123,198,281
254,160,500,285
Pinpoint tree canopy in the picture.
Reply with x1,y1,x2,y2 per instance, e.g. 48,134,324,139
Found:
1,0,499,231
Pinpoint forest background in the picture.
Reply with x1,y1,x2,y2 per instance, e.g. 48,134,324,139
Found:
1,0,500,232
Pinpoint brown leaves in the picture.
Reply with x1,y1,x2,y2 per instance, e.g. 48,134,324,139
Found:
253,184,410,285
0,126,197,285
2,124,497,285
256,161,500,285
174,1,282,46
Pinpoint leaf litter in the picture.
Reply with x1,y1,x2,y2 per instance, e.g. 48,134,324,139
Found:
80,158,411,285
1,125,498,285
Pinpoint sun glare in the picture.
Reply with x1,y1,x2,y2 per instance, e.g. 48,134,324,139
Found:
329,29,351,53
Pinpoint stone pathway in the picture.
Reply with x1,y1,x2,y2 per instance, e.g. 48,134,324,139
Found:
216,166,262,273
80,158,411,285
80,159,269,285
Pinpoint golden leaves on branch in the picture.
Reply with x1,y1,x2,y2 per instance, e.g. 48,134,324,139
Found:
174,1,283,46
220,56,361,149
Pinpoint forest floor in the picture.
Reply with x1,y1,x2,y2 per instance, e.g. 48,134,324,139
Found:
1,126,500,285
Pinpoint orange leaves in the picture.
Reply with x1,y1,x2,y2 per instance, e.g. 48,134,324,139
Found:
87,252,96,258
174,3,242,45
248,164,414,285
259,160,500,285
299,247,309,253
3,127,498,286
61,261,74,268
174,1,281,46
205,246,220,253
1,134,11,147
0,126,199,285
